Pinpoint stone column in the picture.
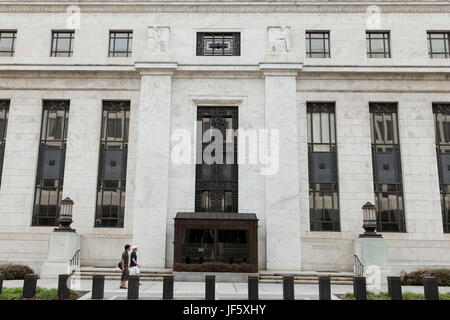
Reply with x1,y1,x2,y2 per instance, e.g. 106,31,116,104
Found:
132,62,177,268
260,63,302,271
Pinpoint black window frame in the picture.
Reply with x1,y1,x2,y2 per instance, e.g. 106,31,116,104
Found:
32,100,70,227
0,30,16,57
50,30,74,57
427,31,450,59
196,32,241,56
95,101,130,228
195,106,238,213
0,100,9,188
432,103,450,233
366,31,391,58
108,31,133,57
370,102,406,233
307,102,340,232
305,31,331,58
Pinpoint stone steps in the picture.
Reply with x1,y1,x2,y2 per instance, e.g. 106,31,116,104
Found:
76,267,172,281
76,267,354,284
258,272,354,285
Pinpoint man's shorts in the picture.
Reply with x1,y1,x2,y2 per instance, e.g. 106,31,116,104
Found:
121,268,129,281
130,266,140,276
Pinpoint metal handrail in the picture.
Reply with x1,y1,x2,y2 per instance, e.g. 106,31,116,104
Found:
353,254,364,277
70,249,81,274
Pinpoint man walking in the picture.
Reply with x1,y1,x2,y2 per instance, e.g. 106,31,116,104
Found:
120,244,131,289
130,246,140,276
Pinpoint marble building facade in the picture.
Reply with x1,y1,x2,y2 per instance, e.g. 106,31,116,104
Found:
0,0,449,274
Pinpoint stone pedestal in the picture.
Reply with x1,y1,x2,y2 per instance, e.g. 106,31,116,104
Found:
260,62,303,271
354,237,390,290
40,232,80,279
132,62,177,268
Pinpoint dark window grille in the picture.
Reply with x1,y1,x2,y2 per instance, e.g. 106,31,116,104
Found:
306,31,330,58
0,31,16,57
32,101,70,226
196,33,240,56
195,107,238,212
95,101,130,228
307,102,340,231
366,31,391,58
0,100,9,188
50,31,74,57
108,31,133,57
428,32,450,59
370,103,406,232
432,103,450,233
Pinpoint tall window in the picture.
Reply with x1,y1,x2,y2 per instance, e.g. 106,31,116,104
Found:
0,31,16,56
433,103,450,233
305,31,330,58
366,31,391,58
95,101,130,228
32,101,70,226
195,107,238,212
307,103,340,231
108,31,133,57
428,32,450,58
196,33,241,56
370,103,405,232
50,31,74,57
0,100,9,188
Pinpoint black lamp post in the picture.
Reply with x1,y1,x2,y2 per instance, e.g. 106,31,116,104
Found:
360,202,381,238
54,197,75,232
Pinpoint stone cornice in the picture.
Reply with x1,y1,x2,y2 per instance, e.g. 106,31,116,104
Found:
0,2,449,13
0,63,450,75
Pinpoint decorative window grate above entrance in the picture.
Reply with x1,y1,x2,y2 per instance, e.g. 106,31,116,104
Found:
196,32,241,56
195,106,238,213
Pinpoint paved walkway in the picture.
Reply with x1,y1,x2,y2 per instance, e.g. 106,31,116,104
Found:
3,279,450,300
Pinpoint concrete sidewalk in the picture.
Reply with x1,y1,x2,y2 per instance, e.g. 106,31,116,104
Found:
4,279,450,300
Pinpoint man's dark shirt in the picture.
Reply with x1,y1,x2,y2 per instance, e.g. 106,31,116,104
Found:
122,251,129,270
130,251,137,267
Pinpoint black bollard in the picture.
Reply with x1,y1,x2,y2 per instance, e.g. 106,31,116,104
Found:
0,274,3,294
163,275,174,300
58,274,71,300
205,275,215,300
353,276,367,300
283,276,295,300
127,276,140,300
423,277,439,300
92,275,105,300
318,276,331,300
248,276,259,300
387,276,402,300
22,274,38,299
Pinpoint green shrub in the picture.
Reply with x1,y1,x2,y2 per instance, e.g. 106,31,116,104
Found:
0,287,78,300
0,264,34,280
401,269,450,287
173,262,257,273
